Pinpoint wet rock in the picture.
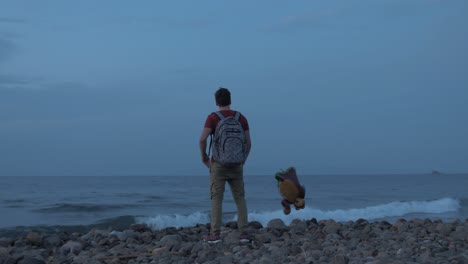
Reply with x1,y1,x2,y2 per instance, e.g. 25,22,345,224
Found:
1,218,467,264
44,234,62,247
140,231,153,244
160,234,182,244
393,219,409,232
256,232,275,243
17,257,46,264
333,254,349,264
323,220,341,234
314,231,327,239
450,225,467,241
152,246,169,257
0,247,9,257
267,219,286,230
0,238,13,248
130,223,149,232
289,219,307,234
60,241,83,255
2,256,19,264
25,232,43,247
224,221,237,229
248,221,263,229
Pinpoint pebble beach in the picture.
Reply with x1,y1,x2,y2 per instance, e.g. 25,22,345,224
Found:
1,218,467,264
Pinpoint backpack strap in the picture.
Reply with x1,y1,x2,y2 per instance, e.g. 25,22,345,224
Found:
208,112,224,159
214,111,225,120
234,111,241,121
208,134,213,158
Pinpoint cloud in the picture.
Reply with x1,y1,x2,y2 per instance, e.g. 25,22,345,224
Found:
262,0,450,34
0,17,24,62
0,74,43,90
263,15,316,33
261,11,337,33
0,36,18,62
0,74,28,84
0,17,28,24
115,15,214,30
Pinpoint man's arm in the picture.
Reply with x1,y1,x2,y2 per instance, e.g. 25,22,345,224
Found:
199,127,212,168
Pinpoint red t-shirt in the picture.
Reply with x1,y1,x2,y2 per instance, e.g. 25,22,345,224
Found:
204,110,249,134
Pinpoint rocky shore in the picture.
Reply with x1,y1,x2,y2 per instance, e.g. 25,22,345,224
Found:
0,218,467,264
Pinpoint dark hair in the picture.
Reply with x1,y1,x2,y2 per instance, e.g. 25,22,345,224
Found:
215,87,231,106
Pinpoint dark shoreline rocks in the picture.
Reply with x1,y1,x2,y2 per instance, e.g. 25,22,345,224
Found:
1,218,467,264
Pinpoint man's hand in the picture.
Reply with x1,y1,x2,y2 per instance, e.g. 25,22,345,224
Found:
202,154,211,168
199,127,212,169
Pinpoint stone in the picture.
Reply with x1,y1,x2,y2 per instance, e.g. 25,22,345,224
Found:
197,249,219,263
130,223,149,232
256,232,275,243
450,225,467,241
224,221,237,229
248,221,263,229
253,254,273,264
267,218,287,230
289,219,307,234
354,218,369,227
60,241,83,255
393,220,409,232
160,234,182,244
310,249,323,260
333,255,349,264
396,247,412,258
436,222,453,236
0,247,9,257
152,247,169,257
17,257,46,264
140,231,153,244
218,255,234,264
44,234,62,247
1,256,18,264
324,221,341,234
314,231,327,239
190,243,204,257
118,230,138,241
25,232,43,247
178,242,194,256
1,218,466,264
449,254,468,263
0,238,13,248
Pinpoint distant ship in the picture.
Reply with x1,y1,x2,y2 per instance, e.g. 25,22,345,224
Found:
432,170,443,175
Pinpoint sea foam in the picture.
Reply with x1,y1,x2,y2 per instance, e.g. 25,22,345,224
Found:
137,197,460,230
137,212,210,230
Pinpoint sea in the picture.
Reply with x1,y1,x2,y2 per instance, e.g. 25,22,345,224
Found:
0,173,467,236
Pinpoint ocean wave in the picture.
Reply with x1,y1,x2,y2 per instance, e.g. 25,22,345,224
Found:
34,203,142,213
3,199,27,203
137,197,460,230
248,197,461,227
2,199,31,208
118,193,163,200
137,212,210,230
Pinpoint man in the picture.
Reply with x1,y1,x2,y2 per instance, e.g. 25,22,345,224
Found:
199,87,252,243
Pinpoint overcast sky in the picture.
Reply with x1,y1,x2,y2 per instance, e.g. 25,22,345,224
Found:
1,0,467,176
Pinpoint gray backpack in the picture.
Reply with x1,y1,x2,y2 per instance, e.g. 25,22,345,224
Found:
209,111,247,166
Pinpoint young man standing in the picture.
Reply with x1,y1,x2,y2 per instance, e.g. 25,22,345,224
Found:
199,87,252,243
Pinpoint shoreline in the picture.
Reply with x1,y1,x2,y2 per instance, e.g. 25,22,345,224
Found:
1,218,467,264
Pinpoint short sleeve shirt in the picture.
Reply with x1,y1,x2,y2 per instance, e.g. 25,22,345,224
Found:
204,110,249,134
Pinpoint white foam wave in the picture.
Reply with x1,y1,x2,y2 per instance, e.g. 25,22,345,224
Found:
137,198,460,230
136,212,210,230
248,197,461,227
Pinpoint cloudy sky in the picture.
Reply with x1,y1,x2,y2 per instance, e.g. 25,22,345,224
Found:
1,0,467,176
